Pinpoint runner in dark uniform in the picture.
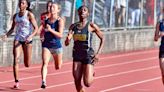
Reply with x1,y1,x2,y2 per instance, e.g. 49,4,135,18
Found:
154,8,164,85
65,5,104,92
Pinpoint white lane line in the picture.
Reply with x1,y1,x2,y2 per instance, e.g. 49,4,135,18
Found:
0,57,157,84
95,66,158,79
26,66,159,92
96,57,157,69
100,77,161,92
101,49,157,60
12,49,158,71
25,82,74,92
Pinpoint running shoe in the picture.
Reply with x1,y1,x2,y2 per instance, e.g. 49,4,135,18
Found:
13,82,19,89
41,81,47,89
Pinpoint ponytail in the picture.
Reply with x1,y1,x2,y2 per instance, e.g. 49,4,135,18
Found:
27,1,32,12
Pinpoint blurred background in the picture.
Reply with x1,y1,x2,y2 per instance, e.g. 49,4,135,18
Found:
0,0,163,33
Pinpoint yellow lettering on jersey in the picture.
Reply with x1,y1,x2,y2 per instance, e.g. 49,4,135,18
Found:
73,34,87,41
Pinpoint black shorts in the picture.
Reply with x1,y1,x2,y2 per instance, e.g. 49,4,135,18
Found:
73,48,94,64
19,41,32,45
159,50,164,58
159,46,164,58
73,55,94,64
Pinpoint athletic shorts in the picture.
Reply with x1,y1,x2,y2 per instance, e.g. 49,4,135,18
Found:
159,45,164,58
73,48,94,64
43,47,63,55
19,41,32,45
73,56,94,64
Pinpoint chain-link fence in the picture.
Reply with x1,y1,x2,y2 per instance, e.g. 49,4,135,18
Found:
0,0,163,34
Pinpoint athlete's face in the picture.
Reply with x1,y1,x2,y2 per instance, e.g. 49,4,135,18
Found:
78,6,89,19
50,4,60,15
19,0,28,11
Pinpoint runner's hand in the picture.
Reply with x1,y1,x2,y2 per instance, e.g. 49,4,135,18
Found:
26,36,32,43
40,36,44,42
91,54,99,65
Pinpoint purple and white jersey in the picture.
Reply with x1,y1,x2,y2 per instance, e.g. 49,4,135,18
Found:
15,10,32,41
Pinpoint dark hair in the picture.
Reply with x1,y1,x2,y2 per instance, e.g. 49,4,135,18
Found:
46,1,52,10
27,1,32,11
78,5,89,12
19,0,32,11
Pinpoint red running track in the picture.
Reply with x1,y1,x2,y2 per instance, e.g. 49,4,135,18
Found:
0,48,164,92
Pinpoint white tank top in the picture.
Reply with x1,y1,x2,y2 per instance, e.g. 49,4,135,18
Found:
15,10,32,41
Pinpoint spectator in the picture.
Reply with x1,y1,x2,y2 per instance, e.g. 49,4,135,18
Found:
4,0,18,32
103,0,111,27
114,0,126,27
118,0,126,27
145,0,154,25
128,0,141,26
59,0,72,29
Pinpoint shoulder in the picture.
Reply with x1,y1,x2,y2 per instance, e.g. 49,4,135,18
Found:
12,13,17,22
13,13,17,18
58,17,64,24
89,22,100,32
69,22,79,30
89,22,98,29
27,11,35,19
157,19,163,26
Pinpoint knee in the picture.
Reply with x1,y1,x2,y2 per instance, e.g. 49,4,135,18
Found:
55,62,62,70
43,62,48,67
55,65,61,70
24,60,30,67
84,81,92,87
13,57,20,65
24,63,30,67
14,57,20,62
74,79,81,85
83,78,93,87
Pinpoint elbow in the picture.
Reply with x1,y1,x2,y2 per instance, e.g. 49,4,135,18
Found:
60,34,63,38
33,28,39,35
57,34,63,39
34,26,39,32
101,35,105,43
102,37,105,42
36,30,41,36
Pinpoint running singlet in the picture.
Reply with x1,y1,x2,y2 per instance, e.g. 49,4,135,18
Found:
159,19,164,32
15,10,33,41
72,22,94,59
42,19,62,49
